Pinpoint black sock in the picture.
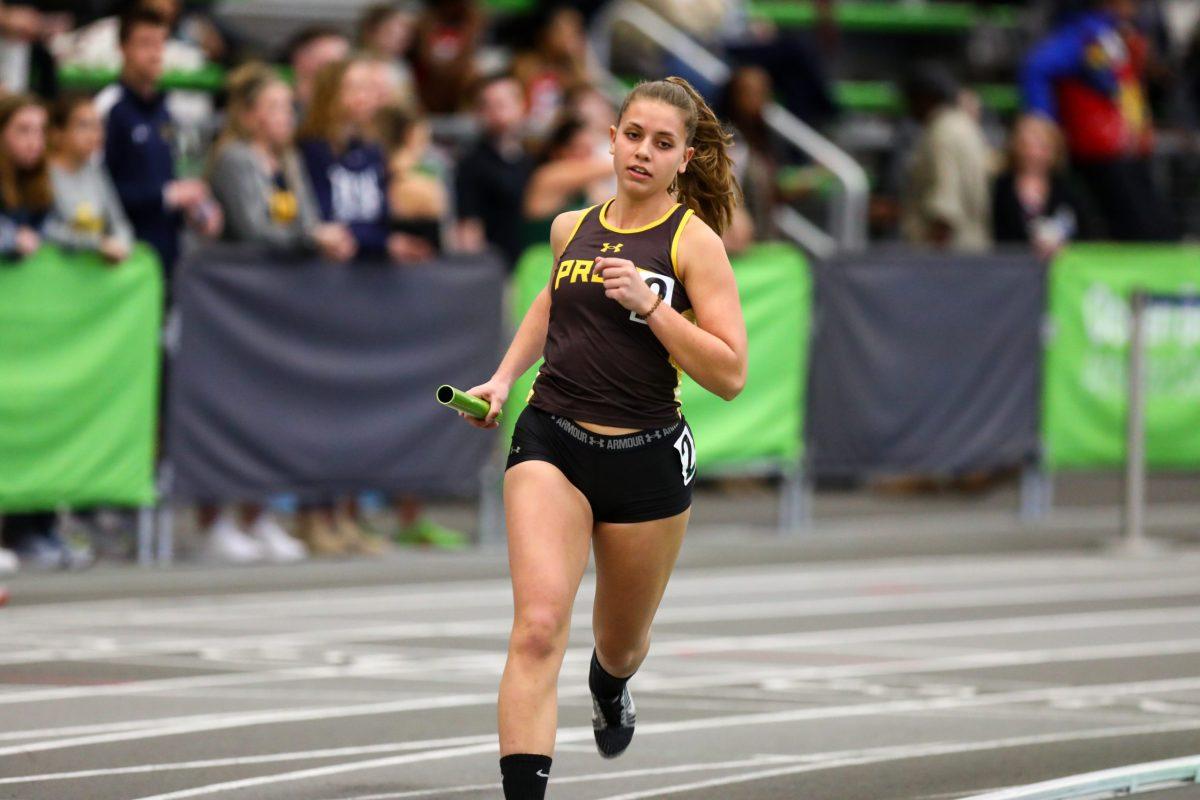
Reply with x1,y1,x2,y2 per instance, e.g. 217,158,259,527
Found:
500,753,552,800
590,649,633,702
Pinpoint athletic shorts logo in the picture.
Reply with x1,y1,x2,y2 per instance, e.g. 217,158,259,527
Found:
673,426,696,485
630,270,675,325
601,242,624,253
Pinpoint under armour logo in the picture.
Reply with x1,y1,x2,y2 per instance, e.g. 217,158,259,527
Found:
588,436,599,446
600,242,623,253
510,445,521,455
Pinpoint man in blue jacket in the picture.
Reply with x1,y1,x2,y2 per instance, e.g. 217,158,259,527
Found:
104,7,221,284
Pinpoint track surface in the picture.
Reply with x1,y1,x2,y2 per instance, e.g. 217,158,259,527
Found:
3,545,1200,800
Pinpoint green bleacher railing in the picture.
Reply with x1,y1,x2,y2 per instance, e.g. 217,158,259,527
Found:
63,64,1022,116
484,0,1020,31
836,81,1020,114
749,1,1019,32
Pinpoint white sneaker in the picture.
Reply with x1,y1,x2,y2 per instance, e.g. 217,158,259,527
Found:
250,515,307,563
204,515,266,564
0,547,18,575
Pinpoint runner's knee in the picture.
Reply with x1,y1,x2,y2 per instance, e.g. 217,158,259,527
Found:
511,606,570,663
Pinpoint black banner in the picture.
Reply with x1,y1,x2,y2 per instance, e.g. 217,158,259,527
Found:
168,246,505,502
807,249,1045,478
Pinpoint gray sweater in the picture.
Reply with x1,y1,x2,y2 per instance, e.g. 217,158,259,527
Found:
209,140,321,252
45,159,135,251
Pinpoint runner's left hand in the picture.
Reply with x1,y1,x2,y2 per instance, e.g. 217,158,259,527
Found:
594,257,658,317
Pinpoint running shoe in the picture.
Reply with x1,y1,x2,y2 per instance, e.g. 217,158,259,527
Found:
591,683,636,758
394,518,468,550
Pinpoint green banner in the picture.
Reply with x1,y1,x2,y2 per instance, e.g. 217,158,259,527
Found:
503,241,810,471
0,244,162,511
1043,244,1200,469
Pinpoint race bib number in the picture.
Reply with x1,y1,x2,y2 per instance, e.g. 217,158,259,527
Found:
630,270,675,325
673,426,696,485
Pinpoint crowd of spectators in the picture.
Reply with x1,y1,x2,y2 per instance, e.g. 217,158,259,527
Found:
0,0,1196,571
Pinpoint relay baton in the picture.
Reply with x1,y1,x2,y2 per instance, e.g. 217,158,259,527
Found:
437,385,502,422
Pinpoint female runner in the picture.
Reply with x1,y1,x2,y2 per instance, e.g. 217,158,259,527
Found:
462,76,747,800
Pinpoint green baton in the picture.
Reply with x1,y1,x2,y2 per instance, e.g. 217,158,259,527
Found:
437,385,502,421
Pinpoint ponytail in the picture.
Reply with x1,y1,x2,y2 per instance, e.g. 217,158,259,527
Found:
618,76,740,234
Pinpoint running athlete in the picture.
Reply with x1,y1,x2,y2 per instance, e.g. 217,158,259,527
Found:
461,77,747,800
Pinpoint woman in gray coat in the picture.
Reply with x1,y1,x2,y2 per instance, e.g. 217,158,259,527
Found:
209,62,353,260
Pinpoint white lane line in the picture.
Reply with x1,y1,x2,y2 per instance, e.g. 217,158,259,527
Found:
11,554,1196,628
312,755,809,800
128,742,501,800
0,692,499,757
8,555,1200,647
5,618,1200,748
0,733,497,785
0,655,503,705
128,709,1200,800
7,658,1200,761
4,572,1200,668
23,603,1197,709
652,606,1200,658
594,718,1200,800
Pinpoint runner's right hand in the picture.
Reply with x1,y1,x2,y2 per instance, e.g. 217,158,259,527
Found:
461,380,509,429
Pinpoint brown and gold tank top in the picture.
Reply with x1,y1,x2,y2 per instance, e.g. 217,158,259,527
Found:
528,198,695,429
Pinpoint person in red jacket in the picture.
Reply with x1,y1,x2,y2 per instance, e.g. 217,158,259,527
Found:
1020,0,1176,240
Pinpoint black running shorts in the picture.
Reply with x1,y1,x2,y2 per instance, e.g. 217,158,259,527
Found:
505,405,696,524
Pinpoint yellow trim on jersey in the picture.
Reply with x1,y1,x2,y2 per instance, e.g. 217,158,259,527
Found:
598,198,681,234
669,208,695,281
560,205,597,256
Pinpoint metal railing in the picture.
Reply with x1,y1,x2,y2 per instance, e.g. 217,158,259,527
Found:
962,754,1200,799
589,0,869,257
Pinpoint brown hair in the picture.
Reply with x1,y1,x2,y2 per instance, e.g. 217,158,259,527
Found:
48,93,94,131
221,63,288,143
297,57,358,149
118,7,169,44
374,101,418,152
617,76,740,234
357,3,402,47
0,94,52,214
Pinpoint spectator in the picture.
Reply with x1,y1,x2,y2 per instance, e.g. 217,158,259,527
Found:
57,0,215,134
357,2,418,102
284,25,350,115
454,72,534,270
295,57,404,557
0,93,89,570
411,0,484,114
375,102,443,256
721,65,783,241
992,114,1091,259
563,81,616,148
104,7,221,284
1020,0,1177,240
899,64,994,252
0,93,50,260
0,3,64,99
372,100,468,549
511,5,595,134
44,94,134,262
299,57,424,264
210,62,352,261
363,53,410,108
521,113,612,250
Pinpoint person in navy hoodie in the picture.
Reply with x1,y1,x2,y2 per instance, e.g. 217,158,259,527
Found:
103,7,221,283
297,55,429,264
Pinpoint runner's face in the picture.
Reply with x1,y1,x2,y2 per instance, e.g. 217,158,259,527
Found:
610,99,693,197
